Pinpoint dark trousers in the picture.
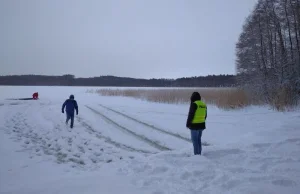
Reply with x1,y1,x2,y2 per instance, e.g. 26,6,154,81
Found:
66,112,74,128
190,129,203,155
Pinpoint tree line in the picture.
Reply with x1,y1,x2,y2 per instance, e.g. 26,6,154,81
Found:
236,0,300,108
0,74,236,87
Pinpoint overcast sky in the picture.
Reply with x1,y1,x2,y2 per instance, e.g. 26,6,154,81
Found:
0,0,257,79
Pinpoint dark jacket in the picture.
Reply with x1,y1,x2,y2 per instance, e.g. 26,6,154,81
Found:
186,92,207,130
62,99,78,115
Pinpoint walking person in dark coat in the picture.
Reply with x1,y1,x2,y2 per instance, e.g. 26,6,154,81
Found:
186,92,207,155
62,94,78,128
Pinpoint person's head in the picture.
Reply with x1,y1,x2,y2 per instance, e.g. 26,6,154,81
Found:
69,94,74,99
190,92,201,102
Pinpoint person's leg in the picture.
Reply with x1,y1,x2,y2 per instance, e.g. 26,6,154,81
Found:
66,113,70,124
190,130,200,155
70,114,74,128
198,129,203,155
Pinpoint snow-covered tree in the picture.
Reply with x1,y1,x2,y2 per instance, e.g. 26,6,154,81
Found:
236,0,300,109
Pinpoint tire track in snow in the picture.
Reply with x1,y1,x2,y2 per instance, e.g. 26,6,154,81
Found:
28,104,134,167
76,116,155,154
85,105,171,151
98,104,211,146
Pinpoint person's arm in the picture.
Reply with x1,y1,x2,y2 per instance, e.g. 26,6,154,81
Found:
62,100,67,113
205,108,207,119
186,103,197,128
74,101,78,115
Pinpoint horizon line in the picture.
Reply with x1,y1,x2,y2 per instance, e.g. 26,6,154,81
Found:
0,73,236,80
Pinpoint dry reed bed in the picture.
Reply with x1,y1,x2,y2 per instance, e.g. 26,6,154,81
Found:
92,88,253,109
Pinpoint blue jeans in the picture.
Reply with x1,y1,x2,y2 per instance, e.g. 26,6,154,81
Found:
190,130,203,155
66,112,74,128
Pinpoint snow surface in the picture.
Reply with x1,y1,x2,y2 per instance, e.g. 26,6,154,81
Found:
0,86,300,194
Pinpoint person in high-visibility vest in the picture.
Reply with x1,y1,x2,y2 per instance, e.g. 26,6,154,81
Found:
186,92,207,155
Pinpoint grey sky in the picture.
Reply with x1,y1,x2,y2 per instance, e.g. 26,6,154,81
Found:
0,0,257,79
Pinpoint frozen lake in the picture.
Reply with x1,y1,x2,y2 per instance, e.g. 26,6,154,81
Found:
0,86,299,194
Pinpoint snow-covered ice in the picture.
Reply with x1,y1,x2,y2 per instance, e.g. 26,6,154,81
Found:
0,86,299,194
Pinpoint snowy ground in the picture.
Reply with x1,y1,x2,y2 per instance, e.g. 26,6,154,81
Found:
0,86,300,194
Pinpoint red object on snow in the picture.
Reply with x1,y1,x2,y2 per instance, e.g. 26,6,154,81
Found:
32,92,38,99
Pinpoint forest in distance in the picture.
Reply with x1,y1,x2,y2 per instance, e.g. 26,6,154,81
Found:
0,74,236,87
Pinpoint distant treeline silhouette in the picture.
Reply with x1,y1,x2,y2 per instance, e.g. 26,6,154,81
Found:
0,74,236,87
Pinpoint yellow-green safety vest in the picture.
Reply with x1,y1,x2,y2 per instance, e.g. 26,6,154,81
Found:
191,100,207,124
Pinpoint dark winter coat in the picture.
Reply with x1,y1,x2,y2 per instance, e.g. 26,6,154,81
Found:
62,99,78,115
186,92,207,130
